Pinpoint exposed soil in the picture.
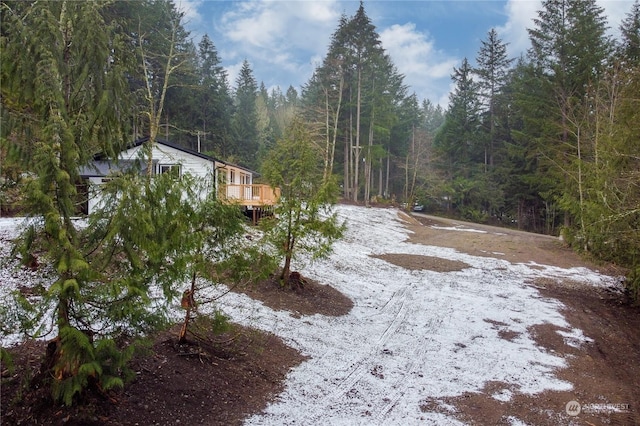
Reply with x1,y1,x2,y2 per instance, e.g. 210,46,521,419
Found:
2,209,639,425
405,212,639,426
236,274,353,318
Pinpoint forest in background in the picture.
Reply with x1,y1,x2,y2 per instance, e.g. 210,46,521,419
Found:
1,0,639,287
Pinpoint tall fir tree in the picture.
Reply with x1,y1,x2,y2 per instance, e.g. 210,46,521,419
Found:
196,34,234,157
473,28,514,170
435,58,482,180
434,58,486,218
302,2,406,203
231,59,259,169
344,2,385,202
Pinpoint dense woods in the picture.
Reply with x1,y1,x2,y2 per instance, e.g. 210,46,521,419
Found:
1,0,639,405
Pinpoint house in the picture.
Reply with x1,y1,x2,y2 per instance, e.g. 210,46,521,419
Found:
79,137,279,220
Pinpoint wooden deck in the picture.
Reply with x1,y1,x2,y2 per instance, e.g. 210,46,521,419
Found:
219,184,280,207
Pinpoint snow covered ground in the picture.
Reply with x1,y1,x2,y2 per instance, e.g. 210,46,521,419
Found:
215,205,618,425
0,206,620,425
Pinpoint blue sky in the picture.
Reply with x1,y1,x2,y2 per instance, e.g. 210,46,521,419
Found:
178,0,634,108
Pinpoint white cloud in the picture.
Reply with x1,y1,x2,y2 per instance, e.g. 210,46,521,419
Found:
380,23,459,108
218,0,342,68
225,61,245,89
175,0,205,32
497,0,541,58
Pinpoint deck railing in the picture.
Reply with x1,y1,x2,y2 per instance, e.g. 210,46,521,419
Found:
219,184,280,206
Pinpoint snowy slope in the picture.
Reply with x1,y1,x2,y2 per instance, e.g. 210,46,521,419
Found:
215,205,617,425
0,207,619,425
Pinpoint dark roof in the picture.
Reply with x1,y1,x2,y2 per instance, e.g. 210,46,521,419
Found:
87,137,257,176
132,137,217,162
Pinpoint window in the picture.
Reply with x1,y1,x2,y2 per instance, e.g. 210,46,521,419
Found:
230,169,236,183
158,164,181,176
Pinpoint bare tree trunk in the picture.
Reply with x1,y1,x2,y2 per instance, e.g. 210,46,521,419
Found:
178,271,197,344
324,77,343,183
353,67,362,202
344,137,349,199
324,88,331,180
385,153,390,199
378,158,383,197
364,111,374,207
138,16,185,178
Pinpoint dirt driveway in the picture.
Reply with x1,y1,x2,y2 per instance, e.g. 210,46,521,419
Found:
401,212,639,426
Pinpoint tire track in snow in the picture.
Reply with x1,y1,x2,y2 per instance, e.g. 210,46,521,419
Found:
328,284,410,401
372,287,448,420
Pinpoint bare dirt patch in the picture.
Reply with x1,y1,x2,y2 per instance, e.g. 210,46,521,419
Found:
237,274,353,318
1,323,307,426
421,280,640,426
372,253,470,273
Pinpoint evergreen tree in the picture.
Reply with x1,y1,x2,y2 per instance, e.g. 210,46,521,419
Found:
269,85,298,143
434,58,485,218
502,58,561,233
260,117,345,287
344,2,385,202
256,82,275,164
302,13,352,195
302,3,406,203
232,59,259,169
618,0,640,64
435,59,482,179
527,0,612,232
195,34,234,156
1,0,137,404
473,28,514,170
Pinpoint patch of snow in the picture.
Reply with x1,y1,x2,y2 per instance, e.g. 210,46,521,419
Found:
492,388,513,402
557,328,594,348
430,225,487,233
506,416,529,426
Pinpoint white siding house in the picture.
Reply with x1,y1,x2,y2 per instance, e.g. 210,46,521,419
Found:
80,138,259,215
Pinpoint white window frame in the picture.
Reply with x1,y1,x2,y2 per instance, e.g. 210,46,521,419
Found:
158,164,182,176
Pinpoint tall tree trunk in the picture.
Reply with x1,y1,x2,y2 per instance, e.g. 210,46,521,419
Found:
354,66,362,202
343,136,349,199
364,111,374,207
323,77,343,183
385,153,390,199
378,158,383,197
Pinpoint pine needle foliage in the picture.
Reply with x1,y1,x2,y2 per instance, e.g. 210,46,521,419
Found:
1,0,139,405
260,117,345,287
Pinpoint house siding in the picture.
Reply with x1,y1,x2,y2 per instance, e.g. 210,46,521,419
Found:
119,144,215,179
81,139,258,215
